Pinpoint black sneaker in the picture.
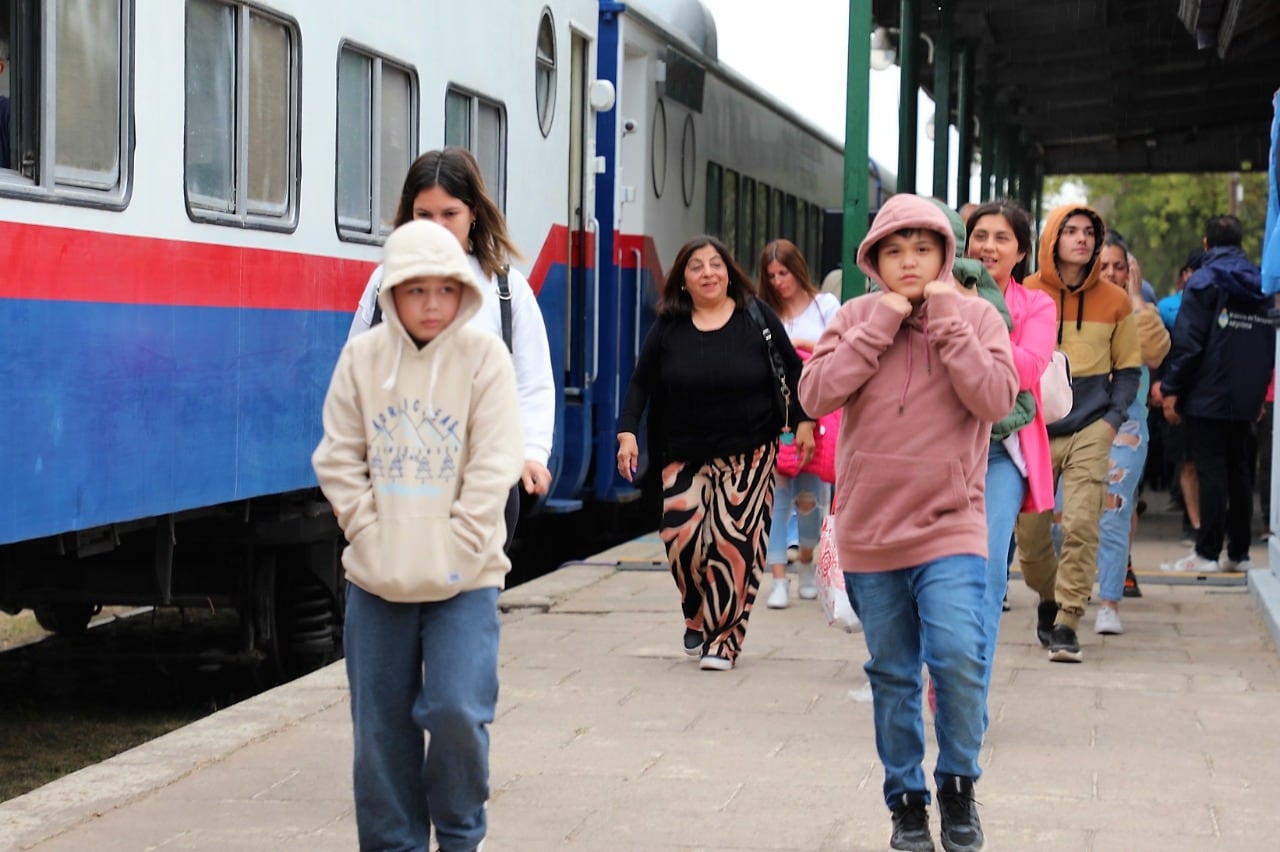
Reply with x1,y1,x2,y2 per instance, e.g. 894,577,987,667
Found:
937,775,984,852
682,628,702,657
1048,623,1082,663
890,792,935,851
1123,565,1142,598
1035,599,1057,648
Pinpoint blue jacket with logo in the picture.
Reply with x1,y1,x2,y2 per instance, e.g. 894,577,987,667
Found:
1161,245,1274,420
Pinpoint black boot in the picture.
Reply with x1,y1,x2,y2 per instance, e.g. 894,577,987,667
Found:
889,791,935,851
937,775,984,852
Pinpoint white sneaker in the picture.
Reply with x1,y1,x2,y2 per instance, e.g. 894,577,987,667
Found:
1220,556,1250,572
766,578,790,609
699,654,734,671
1160,553,1220,573
1094,606,1124,635
797,563,818,600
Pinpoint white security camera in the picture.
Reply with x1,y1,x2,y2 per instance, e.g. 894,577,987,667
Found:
622,118,638,135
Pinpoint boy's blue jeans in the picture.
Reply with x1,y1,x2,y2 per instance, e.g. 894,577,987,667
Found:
845,554,986,806
344,583,500,852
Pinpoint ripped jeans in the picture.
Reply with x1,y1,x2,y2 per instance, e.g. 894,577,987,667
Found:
766,471,830,566
1096,407,1149,603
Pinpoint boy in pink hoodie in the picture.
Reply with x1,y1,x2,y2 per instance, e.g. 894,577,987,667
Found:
799,195,1016,852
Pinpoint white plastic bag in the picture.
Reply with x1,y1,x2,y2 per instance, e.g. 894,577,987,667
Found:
1039,349,1073,424
815,514,861,633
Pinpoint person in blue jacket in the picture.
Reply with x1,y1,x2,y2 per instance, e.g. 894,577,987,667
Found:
1159,215,1275,574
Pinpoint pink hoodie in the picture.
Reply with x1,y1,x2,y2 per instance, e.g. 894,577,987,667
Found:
798,195,1018,572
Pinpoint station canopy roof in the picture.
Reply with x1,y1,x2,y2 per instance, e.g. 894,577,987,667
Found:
872,0,1280,174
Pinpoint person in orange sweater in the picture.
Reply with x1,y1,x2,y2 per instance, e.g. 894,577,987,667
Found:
800,194,1017,852
1014,205,1141,663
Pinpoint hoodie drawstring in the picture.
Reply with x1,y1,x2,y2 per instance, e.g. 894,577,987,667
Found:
1057,288,1086,347
898,319,930,414
382,338,404,391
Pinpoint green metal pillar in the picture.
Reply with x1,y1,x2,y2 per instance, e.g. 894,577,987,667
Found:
841,0,872,299
955,46,973,206
897,0,918,194
931,2,953,203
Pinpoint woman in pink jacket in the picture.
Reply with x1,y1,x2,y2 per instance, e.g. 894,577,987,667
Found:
966,201,1056,717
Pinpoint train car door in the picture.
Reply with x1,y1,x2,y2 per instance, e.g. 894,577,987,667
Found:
546,30,594,512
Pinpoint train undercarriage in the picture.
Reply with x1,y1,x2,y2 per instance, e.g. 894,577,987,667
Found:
0,489,345,682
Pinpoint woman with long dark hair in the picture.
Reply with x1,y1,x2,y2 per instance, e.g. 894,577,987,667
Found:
616,236,811,671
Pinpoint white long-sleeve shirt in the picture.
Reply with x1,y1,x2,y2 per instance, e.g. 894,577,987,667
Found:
349,257,555,466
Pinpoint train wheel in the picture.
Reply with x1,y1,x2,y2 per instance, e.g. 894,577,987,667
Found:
32,603,100,636
248,545,343,684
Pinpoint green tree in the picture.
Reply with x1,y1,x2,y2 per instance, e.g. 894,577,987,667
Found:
1042,173,1268,297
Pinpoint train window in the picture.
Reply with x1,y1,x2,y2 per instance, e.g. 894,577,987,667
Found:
704,160,721,237
534,8,555,137
0,0,131,203
444,86,506,210
184,0,299,229
783,193,797,238
738,177,755,267
795,201,808,263
722,169,737,259
754,181,768,249
771,188,782,239
809,205,823,272
650,97,666,197
336,43,418,241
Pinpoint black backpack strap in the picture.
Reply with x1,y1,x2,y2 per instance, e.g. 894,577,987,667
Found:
497,265,513,352
746,297,792,432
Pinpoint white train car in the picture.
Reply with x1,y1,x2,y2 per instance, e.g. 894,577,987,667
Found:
0,0,862,673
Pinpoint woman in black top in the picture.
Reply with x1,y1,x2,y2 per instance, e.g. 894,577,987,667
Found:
616,236,812,671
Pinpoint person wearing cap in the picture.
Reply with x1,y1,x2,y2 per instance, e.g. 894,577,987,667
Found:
313,219,523,852
800,193,1017,852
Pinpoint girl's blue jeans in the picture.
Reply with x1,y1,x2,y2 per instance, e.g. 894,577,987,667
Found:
1097,413,1149,603
344,583,500,852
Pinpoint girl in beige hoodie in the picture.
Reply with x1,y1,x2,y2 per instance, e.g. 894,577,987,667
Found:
313,219,522,852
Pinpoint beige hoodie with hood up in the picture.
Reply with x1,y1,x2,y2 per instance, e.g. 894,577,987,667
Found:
313,220,523,602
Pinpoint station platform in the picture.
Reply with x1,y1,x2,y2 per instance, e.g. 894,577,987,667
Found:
4,507,1280,851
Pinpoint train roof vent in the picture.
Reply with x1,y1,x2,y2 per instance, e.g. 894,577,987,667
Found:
636,0,717,61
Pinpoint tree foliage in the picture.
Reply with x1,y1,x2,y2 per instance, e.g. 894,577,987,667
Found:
1042,172,1268,297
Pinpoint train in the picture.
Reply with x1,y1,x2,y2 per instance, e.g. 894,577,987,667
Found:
0,0,892,676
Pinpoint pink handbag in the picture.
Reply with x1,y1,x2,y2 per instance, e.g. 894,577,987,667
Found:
775,351,839,483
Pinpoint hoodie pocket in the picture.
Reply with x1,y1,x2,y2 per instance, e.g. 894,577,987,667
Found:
836,451,971,546
342,515,486,602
